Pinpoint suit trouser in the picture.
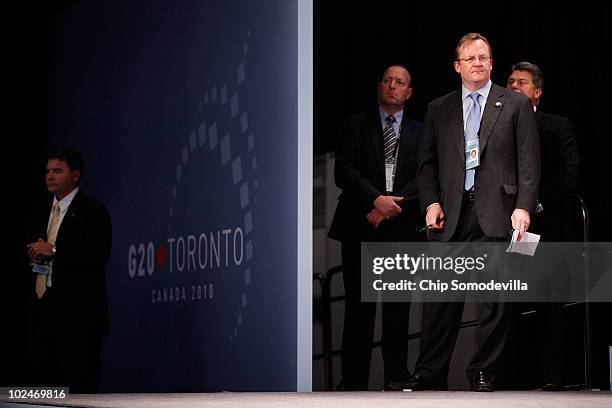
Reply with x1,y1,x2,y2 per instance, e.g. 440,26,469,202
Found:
415,198,511,386
29,289,102,393
340,241,411,389
530,212,569,383
534,248,568,383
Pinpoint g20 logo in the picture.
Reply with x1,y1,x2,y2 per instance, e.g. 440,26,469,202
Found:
128,242,156,277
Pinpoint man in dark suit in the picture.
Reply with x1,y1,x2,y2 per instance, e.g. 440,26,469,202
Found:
507,61,580,242
407,33,540,391
26,148,112,393
507,61,580,390
329,64,424,390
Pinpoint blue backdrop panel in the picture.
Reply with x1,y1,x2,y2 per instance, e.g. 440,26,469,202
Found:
48,0,298,391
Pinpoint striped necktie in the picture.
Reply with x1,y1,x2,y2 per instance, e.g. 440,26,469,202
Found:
36,202,61,299
383,115,397,164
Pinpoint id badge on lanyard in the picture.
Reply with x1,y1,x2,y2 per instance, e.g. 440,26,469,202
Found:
385,163,395,193
465,137,480,170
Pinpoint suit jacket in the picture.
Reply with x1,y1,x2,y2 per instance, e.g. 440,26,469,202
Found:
533,110,580,240
27,190,112,336
417,83,540,241
329,108,424,242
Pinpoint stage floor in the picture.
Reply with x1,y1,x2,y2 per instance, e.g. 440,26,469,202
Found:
2,391,611,408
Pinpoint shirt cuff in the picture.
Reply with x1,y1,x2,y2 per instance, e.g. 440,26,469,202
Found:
426,202,441,212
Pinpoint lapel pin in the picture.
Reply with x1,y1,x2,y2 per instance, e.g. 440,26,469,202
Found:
495,102,502,107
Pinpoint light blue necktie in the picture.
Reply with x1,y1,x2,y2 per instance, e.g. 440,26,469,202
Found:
464,92,481,191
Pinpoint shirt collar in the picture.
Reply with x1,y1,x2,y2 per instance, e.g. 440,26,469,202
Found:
53,187,79,211
379,107,403,126
461,80,492,102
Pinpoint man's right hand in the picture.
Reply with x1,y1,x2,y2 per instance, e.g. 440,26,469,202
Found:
425,203,445,231
373,195,403,219
366,209,386,229
26,238,54,262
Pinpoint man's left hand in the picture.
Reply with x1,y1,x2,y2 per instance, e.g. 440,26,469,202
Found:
511,208,531,240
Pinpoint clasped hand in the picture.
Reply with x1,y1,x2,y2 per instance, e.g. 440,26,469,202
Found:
26,239,54,263
367,195,403,229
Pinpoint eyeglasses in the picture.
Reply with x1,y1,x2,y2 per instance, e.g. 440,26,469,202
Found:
457,55,491,65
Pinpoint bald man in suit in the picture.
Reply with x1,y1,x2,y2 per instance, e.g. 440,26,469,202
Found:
329,65,424,390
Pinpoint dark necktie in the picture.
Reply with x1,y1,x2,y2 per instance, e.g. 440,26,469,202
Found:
383,115,397,164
